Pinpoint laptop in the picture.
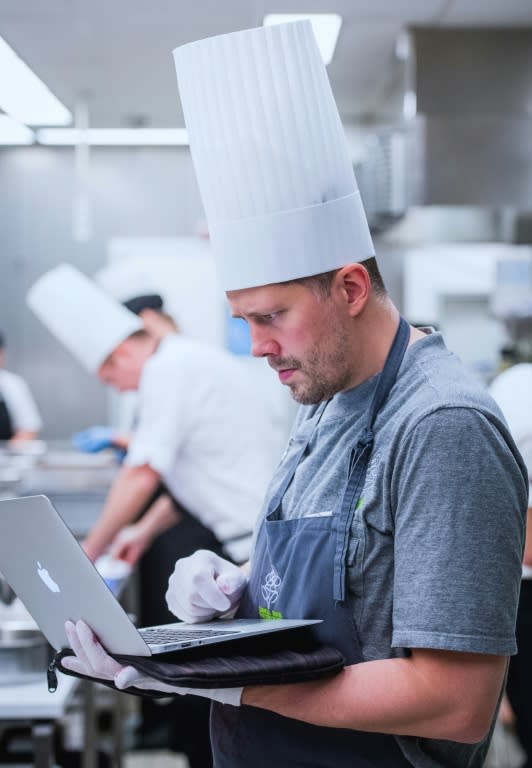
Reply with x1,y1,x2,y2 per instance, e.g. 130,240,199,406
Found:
0,495,320,656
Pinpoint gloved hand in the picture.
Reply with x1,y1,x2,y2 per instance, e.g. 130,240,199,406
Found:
61,620,242,705
166,550,248,624
72,426,116,453
72,426,127,462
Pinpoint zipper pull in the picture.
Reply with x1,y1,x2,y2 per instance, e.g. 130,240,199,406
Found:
47,656,58,693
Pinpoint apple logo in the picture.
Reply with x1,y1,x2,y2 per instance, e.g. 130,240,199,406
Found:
37,561,60,593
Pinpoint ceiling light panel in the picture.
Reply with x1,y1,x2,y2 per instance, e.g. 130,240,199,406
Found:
0,36,71,126
36,128,189,146
0,115,35,145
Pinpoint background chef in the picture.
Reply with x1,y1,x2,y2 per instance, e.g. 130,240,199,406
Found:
27,262,281,767
0,331,42,443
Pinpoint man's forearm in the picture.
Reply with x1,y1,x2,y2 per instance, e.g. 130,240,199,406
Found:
10,429,38,442
242,649,506,744
83,464,160,560
137,494,181,541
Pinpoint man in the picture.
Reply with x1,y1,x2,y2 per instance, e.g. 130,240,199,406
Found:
71,266,182,564
71,263,177,456
27,262,281,767
60,21,527,768
0,331,42,442
489,363,532,768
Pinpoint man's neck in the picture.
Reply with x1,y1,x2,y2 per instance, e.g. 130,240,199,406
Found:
344,300,412,390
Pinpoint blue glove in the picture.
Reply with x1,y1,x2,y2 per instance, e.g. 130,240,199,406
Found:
72,426,116,453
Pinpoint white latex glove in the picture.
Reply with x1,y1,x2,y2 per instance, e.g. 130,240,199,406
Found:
166,550,248,624
62,620,242,706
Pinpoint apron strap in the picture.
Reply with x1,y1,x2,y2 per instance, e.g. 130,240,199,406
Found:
333,317,411,602
266,400,329,516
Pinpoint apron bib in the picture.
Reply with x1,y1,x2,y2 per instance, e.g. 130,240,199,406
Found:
211,318,412,767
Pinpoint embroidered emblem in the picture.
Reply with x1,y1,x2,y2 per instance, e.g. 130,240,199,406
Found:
261,565,281,610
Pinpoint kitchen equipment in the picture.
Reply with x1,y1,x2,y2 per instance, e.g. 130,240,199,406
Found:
0,620,50,685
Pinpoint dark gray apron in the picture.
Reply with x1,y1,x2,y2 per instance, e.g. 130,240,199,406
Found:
211,317,412,767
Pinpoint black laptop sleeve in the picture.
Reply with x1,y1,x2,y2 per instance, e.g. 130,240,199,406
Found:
49,627,345,698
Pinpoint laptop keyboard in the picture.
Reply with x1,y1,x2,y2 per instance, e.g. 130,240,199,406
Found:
139,627,240,644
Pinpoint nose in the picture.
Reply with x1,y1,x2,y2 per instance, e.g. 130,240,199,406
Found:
249,326,280,358
97,363,111,385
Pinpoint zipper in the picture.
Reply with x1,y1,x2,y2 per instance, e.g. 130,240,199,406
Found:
47,651,61,693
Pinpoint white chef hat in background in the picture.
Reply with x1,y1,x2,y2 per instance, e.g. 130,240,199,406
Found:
173,20,374,291
93,263,164,314
26,263,142,373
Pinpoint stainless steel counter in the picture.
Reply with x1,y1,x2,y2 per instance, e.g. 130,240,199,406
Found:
0,441,119,536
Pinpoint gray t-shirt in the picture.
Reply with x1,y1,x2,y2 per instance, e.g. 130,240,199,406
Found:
274,331,528,768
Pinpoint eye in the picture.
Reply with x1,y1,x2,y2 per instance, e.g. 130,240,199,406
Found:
257,312,279,325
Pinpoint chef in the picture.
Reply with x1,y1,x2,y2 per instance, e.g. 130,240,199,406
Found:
75,260,225,761
0,332,42,442
71,264,175,455
27,263,280,767
60,21,527,768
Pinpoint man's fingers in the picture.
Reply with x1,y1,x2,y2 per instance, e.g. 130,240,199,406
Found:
216,572,247,598
193,573,232,612
65,620,94,674
114,665,143,690
74,620,123,679
61,655,89,675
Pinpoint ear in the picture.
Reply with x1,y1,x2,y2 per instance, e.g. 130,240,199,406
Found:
333,263,370,317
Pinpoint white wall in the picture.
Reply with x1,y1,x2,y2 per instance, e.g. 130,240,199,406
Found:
403,244,515,381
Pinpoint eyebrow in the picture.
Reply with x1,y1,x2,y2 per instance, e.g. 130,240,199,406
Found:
231,308,281,320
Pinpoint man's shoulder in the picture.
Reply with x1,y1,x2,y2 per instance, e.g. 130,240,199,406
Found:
395,335,502,424
141,336,240,396
144,336,200,375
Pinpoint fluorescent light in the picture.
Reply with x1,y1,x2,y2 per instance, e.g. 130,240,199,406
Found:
36,128,189,146
264,14,342,65
395,30,411,62
0,36,71,126
403,90,417,120
0,115,35,145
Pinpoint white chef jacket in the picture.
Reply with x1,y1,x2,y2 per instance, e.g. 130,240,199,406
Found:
125,336,281,561
489,363,532,578
0,369,42,433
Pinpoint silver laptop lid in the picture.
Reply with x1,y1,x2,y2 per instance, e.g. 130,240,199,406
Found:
0,495,150,656
0,495,322,657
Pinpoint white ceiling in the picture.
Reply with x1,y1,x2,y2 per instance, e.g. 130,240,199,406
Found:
1,0,532,128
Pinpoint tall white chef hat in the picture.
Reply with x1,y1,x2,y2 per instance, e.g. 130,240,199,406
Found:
173,20,374,291
94,264,164,314
27,263,142,373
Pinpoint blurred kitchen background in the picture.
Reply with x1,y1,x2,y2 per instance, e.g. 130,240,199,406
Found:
0,0,531,440
0,2,532,766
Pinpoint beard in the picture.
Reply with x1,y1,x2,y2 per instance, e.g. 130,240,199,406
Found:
268,322,353,405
